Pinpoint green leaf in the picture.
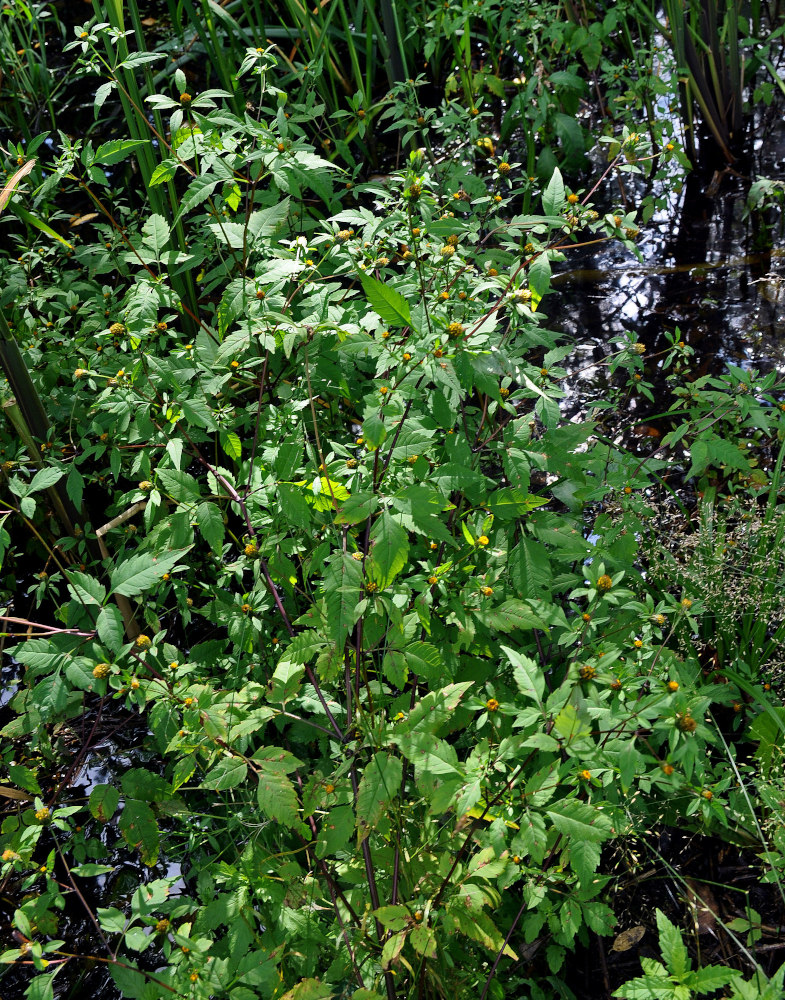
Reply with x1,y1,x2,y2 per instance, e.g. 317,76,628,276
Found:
368,512,409,589
89,784,120,823
321,552,364,648
66,570,105,606
279,978,333,1000
395,732,461,779
71,863,116,877
402,682,474,735
141,213,170,257
247,198,291,239
334,491,379,524
26,972,55,1000
569,839,602,885
7,763,41,794
542,167,565,216
96,605,126,653
613,972,678,999
546,800,613,843
156,469,201,504
691,966,741,992
505,646,546,707
29,466,64,493
110,547,191,597
373,905,411,931
268,660,306,703
171,756,196,792
360,274,413,329
356,752,402,834
119,798,160,865
121,768,171,802
66,466,84,509
656,909,690,978
581,900,616,936
316,804,355,859
486,489,548,520
221,431,242,462
410,924,437,957
479,599,546,632
405,642,443,682
32,673,68,718
362,412,387,450
510,537,552,598
202,757,248,790
256,766,299,828
149,159,179,186
528,253,552,312
94,139,149,165
196,503,225,556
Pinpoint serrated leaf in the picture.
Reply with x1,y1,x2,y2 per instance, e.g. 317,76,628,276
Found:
256,766,299,827
402,682,474,735
201,757,248,790
581,901,616,936
334,491,378,524
66,570,106,606
394,732,460,779
93,81,115,119
528,253,552,311
220,431,242,462
156,468,201,504
373,905,410,931
171,757,196,792
656,908,690,978
356,752,402,834
315,804,355,859
96,605,126,652
410,924,437,957
368,511,409,589
279,978,333,1000
569,839,602,884
7,763,41,794
29,466,64,493
612,973,679,1000
480,599,546,632
32,672,68,718
405,642,443,682
691,966,739,991
196,503,224,556
94,140,149,166
321,552,363,648
149,159,179,186
504,646,546,708
141,214,170,257
71,863,116,877
486,488,548,519
362,412,387,449
546,799,613,843
110,547,191,597
89,784,120,823
360,274,413,329
268,660,305,703
119,798,159,865
66,466,84,509
542,167,565,216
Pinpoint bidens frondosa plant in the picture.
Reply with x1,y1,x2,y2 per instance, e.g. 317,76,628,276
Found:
1,19,785,1000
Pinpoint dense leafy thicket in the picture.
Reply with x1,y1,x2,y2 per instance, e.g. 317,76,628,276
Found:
2,4,785,1000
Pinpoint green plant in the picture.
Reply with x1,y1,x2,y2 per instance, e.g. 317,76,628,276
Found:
613,909,785,1000
3,10,785,1000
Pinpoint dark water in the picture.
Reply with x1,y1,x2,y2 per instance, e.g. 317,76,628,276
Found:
546,110,785,425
